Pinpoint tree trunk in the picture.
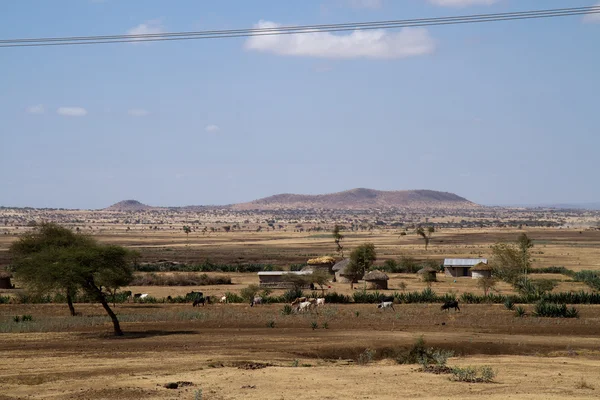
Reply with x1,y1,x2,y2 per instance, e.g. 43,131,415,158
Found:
86,280,124,336
66,291,76,316
99,295,123,336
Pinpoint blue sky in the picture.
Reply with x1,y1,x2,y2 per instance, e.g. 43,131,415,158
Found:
1,0,599,209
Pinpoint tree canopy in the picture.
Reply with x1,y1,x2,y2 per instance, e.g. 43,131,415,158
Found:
9,223,136,336
346,243,377,288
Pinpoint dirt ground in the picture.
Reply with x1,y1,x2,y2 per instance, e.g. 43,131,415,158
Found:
2,303,600,399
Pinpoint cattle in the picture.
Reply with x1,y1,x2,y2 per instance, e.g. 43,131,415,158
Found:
133,293,142,299
296,301,313,313
378,295,395,303
250,296,263,307
193,297,206,307
185,291,203,302
291,297,307,306
133,293,148,300
441,300,460,312
377,301,395,310
139,294,148,299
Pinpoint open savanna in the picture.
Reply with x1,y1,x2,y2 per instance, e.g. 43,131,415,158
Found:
2,301,600,399
2,222,600,399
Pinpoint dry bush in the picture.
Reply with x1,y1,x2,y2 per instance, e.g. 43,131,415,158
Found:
130,272,231,286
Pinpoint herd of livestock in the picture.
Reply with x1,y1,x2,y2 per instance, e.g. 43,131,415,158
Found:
177,291,461,313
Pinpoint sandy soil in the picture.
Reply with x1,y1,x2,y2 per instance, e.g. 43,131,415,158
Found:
2,303,600,399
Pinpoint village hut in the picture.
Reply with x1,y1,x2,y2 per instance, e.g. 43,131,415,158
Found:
0,272,13,289
470,262,493,279
363,270,389,290
417,266,437,282
332,259,360,283
303,256,336,275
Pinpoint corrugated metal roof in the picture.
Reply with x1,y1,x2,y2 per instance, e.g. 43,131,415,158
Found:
257,271,313,276
443,258,488,266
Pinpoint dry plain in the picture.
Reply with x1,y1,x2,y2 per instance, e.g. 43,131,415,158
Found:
1,215,600,399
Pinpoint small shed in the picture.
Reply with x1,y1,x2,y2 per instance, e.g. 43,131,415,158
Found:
417,266,437,281
0,272,13,289
332,259,360,283
257,271,313,288
443,258,488,278
363,270,389,290
470,262,493,279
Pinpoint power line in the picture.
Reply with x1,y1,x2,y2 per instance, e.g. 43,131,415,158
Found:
1,6,598,48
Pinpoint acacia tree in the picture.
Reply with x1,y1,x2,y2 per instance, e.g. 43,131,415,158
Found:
9,223,136,336
332,225,344,257
477,276,498,296
346,243,377,289
490,234,534,287
416,227,430,251
311,269,330,296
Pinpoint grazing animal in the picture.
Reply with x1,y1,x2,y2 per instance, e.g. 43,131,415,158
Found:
123,290,133,302
291,297,307,306
441,300,460,312
205,295,211,304
377,301,395,310
192,297,206,307
296,301,313,313
379,295,394,303
167,295,172,301
139,293,149,299
219,296,227,304
316,298,326,307
250,296,263,307
133,293,142,299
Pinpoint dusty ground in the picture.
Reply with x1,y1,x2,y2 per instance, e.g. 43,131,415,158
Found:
2,303,600,399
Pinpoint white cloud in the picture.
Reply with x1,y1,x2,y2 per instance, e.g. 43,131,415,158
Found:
27,104,45,114
245,21,435,59
126,19,165,42
57,107,88,117
205,124,220,133
128,108,149,117
427,0,499,6
346,0,382,9
583,2,600,23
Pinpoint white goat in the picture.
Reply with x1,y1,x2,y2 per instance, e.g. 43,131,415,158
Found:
377,301,395,310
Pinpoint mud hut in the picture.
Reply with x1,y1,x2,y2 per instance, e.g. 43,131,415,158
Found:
417,266,437,282
470,262,492,279
363,270,389,290
0,272,13,289
332,259,359,283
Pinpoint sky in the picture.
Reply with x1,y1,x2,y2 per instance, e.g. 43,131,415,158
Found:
1,0,599,209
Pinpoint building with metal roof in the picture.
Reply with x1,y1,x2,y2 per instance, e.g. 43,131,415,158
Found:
443,258,488,278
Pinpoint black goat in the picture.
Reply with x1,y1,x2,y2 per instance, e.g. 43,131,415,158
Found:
441,300,460,312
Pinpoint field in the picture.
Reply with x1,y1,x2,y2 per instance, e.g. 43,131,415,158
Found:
1,208,600,399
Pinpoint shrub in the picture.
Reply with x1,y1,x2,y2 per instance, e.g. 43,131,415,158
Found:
573,270,600,291
357,349,375,365
534,302,578,318
514,306,526,317
323,292,351,304
240,284,260,302
530,266,575,277
322,322,329,329
13,316,20,323
451,366,496,383
311,321,319,330
0,295,10,304
282,289,304,303
266,320,275,328
504,299,515,310
281,304,293,315
352,290,382,304
224,292,244,303
22,315,33,321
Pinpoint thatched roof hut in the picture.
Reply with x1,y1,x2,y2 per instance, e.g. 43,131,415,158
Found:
363,270,389,290
417,266,437,281
332,259,359,283
470,262,492,279
305,256,336,274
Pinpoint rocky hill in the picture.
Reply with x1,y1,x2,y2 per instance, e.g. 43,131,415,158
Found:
231,188,477,210
104,200,154,212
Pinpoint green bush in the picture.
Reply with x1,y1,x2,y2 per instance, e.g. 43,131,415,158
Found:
281,304,293,315
504,299,515,310
357,349,375,365
573,270,600,291
534,302,579,318
352,290,382,304
529,266,575,276
0,295,10,304
451,366,496,383
224,292,244,303
514,306,526,317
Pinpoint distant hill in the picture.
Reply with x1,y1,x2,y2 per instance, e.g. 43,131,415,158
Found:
104,200,154,212
231,188,478,210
